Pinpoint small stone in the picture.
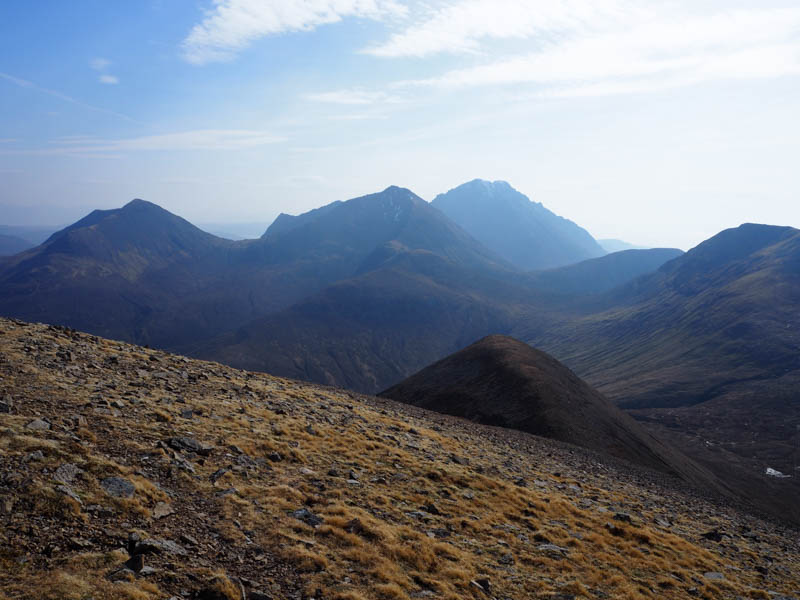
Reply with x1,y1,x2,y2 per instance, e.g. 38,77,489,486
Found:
423,503,441,515
54,463,82,485
348,469,360,480
26,418,50,431
101,476,135,498
167,436,214,456
703,572,725,581
24,450,44,462
345,518,364,534
299,467,315,475
613,513,633,524
180,408,193,419
538,543,569,557
701,529,724,542
268,452,283,462
56,484,83,505
210,468,228,484
124,554,144,573
152,502,174,519
292,508,323,528
499,552,514,565
132,537,187,556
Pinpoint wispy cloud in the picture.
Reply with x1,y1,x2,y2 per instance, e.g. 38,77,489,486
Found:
0,129,287,157
90,57,120,85
388,6,800,97
51,129,287,152
182,0,407,65
304,88,399,105
0,72,136,121
364,0,635,58
90,58,112,71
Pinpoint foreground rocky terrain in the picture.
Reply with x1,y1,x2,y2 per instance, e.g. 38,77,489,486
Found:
1,317,798,599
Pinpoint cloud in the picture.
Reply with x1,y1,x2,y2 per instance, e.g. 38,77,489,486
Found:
182,0,407,65
90,58,112,71
391,6,800,97
364,0,635,58
49,129,287,152
0,72,136,122
304,89,398,104
99,74,119,85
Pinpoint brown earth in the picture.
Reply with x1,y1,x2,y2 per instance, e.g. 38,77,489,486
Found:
1,317,798,600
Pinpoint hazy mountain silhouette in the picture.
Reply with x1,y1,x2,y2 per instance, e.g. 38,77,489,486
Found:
1,191,799,522
0,234,34,256
528,248,684,295
523,223,800,409
432,179,606,270
598,238,647,253
515,223,800,522
379,335,726,491
0,187,513,355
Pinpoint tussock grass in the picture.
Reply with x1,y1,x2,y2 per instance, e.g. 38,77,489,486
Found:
0,319,797,599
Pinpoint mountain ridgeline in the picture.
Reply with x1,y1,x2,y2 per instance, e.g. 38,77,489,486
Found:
432,179,606,270
1,183,799,522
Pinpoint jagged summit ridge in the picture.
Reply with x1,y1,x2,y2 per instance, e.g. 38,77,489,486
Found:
432,179,606,270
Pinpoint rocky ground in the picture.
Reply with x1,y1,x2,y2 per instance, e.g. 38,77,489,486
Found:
0,317,798,599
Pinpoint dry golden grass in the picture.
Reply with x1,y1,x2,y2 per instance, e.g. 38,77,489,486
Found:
0,319,798,599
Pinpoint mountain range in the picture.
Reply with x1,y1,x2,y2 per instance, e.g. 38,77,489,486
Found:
1,181,798,523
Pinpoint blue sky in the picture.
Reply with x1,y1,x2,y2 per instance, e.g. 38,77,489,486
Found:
1,0,799,248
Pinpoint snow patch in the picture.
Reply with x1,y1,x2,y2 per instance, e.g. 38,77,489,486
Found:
765,467,791,478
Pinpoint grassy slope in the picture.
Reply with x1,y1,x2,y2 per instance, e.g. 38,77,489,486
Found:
1,318,799,600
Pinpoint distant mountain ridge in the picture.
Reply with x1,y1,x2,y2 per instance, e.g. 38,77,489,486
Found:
598,238,647,253
528,247,684,296
432,179,606,270
1,190,799,523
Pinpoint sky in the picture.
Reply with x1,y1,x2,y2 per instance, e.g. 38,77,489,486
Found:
1,0,799,248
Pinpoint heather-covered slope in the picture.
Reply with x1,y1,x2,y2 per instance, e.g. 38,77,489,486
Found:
2,318,798,599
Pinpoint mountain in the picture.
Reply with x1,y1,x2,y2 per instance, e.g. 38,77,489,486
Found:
0,187,514,361
431,179,606,270
528,247,684,295
379,335,723,487
598,238,647,252
524,223,800,409
518,223,800,522
195,187,530,392
0,199,244,347
0,233,34,256
5,318,799,598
